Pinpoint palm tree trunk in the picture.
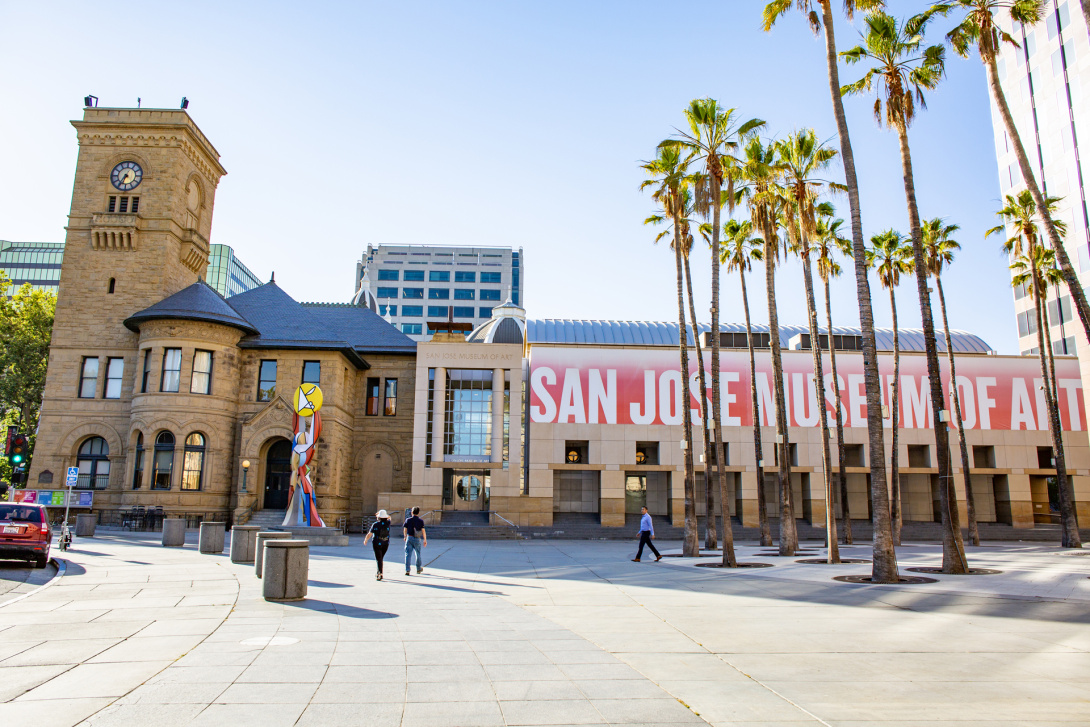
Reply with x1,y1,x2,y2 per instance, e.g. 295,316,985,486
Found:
820,0,894,581
801,239,839,562
894,120,968,574
824,275,852,544
982,48,1090,349
889,287,902,547
1081,2,1090,51
1036,280,1082,548
672,217,699,557
683,249,719,554
765,240,797,556
710,181,736,564
742,266,772,547
937,275,980,546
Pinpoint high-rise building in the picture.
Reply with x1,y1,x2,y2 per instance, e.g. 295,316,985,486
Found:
354,244,524,341
0,240,259,299
989,1,1088,356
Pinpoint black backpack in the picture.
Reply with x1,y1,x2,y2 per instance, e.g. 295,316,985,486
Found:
372,519,390,542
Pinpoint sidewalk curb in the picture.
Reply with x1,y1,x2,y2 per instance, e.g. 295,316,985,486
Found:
0,556,67,609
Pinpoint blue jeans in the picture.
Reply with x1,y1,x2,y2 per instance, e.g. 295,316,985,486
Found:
405,536,423,572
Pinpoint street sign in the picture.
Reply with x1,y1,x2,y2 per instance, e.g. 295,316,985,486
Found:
66,467,78,487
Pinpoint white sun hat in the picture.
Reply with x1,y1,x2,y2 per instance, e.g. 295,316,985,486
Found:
376,509,389,518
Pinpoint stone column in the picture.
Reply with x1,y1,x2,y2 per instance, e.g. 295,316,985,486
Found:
491,368,504,463
432,367,446,463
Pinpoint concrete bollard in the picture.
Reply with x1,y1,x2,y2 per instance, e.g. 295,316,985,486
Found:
254,531,292,578
161,518,186,547
198,521,226,554
75,513,97,537
262,540,309,602
229,525,261,564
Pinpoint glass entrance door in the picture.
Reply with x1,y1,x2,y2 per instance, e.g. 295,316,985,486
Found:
451,471,489,511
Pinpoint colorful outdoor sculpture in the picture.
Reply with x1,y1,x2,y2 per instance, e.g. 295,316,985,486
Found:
283,383,325,527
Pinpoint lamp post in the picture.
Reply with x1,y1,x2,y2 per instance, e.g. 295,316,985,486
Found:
241,460,250,494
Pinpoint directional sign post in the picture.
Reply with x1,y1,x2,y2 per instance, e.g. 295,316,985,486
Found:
64,466,78,528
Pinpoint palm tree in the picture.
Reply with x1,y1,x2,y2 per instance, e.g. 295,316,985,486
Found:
814,206,855,544
922,217,980,546
639,146,700,557
721,219,773,548
777,129,843,563
842,9,968,574
866,230,911,546
938,0,1090,350
737,136,798,556
988,191,1082,547
663,99,764,560
763,0,898,583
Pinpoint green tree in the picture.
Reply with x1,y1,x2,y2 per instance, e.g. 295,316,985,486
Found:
866,230,911,546
937,0,1090,350
814,206,854,544
777,129,843,563
988,191,1082,547
922,217,980,546
721,219,772,548
640,146,701,557
842,9,968,574
763,0,898,583
664,99,764,560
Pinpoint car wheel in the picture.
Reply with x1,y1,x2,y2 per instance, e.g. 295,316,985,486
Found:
33,556,47,569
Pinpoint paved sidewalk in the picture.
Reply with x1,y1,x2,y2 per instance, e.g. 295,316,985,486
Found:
0,561,57,599
0,534,1087,726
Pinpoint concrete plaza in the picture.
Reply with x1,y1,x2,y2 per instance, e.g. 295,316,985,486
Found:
0,534,1088,726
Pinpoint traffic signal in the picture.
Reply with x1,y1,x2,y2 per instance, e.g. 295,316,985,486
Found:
10,434,27,467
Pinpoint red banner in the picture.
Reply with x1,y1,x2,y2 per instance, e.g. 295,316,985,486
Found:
528,346,1086,432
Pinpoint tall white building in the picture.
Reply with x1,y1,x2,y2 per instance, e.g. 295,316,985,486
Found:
989,1,1088,356
354,244,524,341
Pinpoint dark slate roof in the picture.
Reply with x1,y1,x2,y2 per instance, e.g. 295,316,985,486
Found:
301,303,417,354
124,281,257,335
525,320,993,354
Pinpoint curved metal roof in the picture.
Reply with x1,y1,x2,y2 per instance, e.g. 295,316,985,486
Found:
525,319,993,354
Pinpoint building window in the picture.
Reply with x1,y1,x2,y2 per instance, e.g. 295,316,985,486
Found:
401,305,422,317
376,287,398,298
108,277,115,294
77,437,110,490
635,442,659,465
428,306,448,317
402,323,422,335
131,197,139,213
384,378,398,416
454,289,475,300
78,357,99,399
257,360,277,402
403,270,425,281
428,288,450,299
566,441,588,464
188,350,213,394
479,306,495,318
140,350,151,393
402,288,424,299
377,269,399,281
302,360,320,385
443,369,493,458
160,348,181,392
181,433,205,491
453,306,474,318
455,271,476,283
480,289,501,301
379,304,397,316
132,433,144,489
104,357,124,399
108,196,116,212
366,377,381,416
152,432,175,490
429,270,450,282
481,272,501,284
119,197,129,213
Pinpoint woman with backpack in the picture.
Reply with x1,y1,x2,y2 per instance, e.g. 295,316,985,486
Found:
363,509,392,580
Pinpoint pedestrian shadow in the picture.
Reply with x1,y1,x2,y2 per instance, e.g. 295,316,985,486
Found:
400,580,503,596
284,599,398,619
307,580,352,588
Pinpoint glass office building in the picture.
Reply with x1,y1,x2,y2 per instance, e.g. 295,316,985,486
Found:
206,244,263,298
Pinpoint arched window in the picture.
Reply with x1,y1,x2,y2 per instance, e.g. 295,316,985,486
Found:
152,432,175,490
77,437,110,490
132,433,144,490
181,433,206,491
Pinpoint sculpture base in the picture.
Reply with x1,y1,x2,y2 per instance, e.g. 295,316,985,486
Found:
272,525,349,546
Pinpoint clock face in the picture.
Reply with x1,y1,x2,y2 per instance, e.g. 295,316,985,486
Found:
111,161,143,191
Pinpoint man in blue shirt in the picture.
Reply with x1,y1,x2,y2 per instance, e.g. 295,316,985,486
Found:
403,506,427,575
632,506,661,562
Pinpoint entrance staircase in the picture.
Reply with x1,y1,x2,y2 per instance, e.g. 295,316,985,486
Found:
427,511,522,540
246,510,287,529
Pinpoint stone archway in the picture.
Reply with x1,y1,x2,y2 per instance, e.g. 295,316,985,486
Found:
261,437,292,511
356,442,401,515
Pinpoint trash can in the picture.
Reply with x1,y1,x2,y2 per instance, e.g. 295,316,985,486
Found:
75,513,97,537
229,525,261,564
162,518,186,547
262,539,309,601
255,531,292,578
198,521,226,554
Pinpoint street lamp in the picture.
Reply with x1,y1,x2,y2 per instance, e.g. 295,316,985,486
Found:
241,460,250,494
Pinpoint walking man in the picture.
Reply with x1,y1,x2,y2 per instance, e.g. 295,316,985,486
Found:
632,505,661,562
403,506,427,575
363,509,392,581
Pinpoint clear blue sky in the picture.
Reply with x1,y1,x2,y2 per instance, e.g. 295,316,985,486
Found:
0,1,1017,351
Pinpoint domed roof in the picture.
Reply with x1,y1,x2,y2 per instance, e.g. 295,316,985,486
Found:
351,268,379,313
467,297,526,344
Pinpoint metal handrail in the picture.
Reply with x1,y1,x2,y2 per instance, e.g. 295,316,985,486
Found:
418,509,440,525
491,512,518,529
238,501,256,526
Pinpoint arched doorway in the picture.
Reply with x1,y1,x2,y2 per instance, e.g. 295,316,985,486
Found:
264,439,292,510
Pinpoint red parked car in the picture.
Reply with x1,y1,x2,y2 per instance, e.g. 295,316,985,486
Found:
0,503,51,568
